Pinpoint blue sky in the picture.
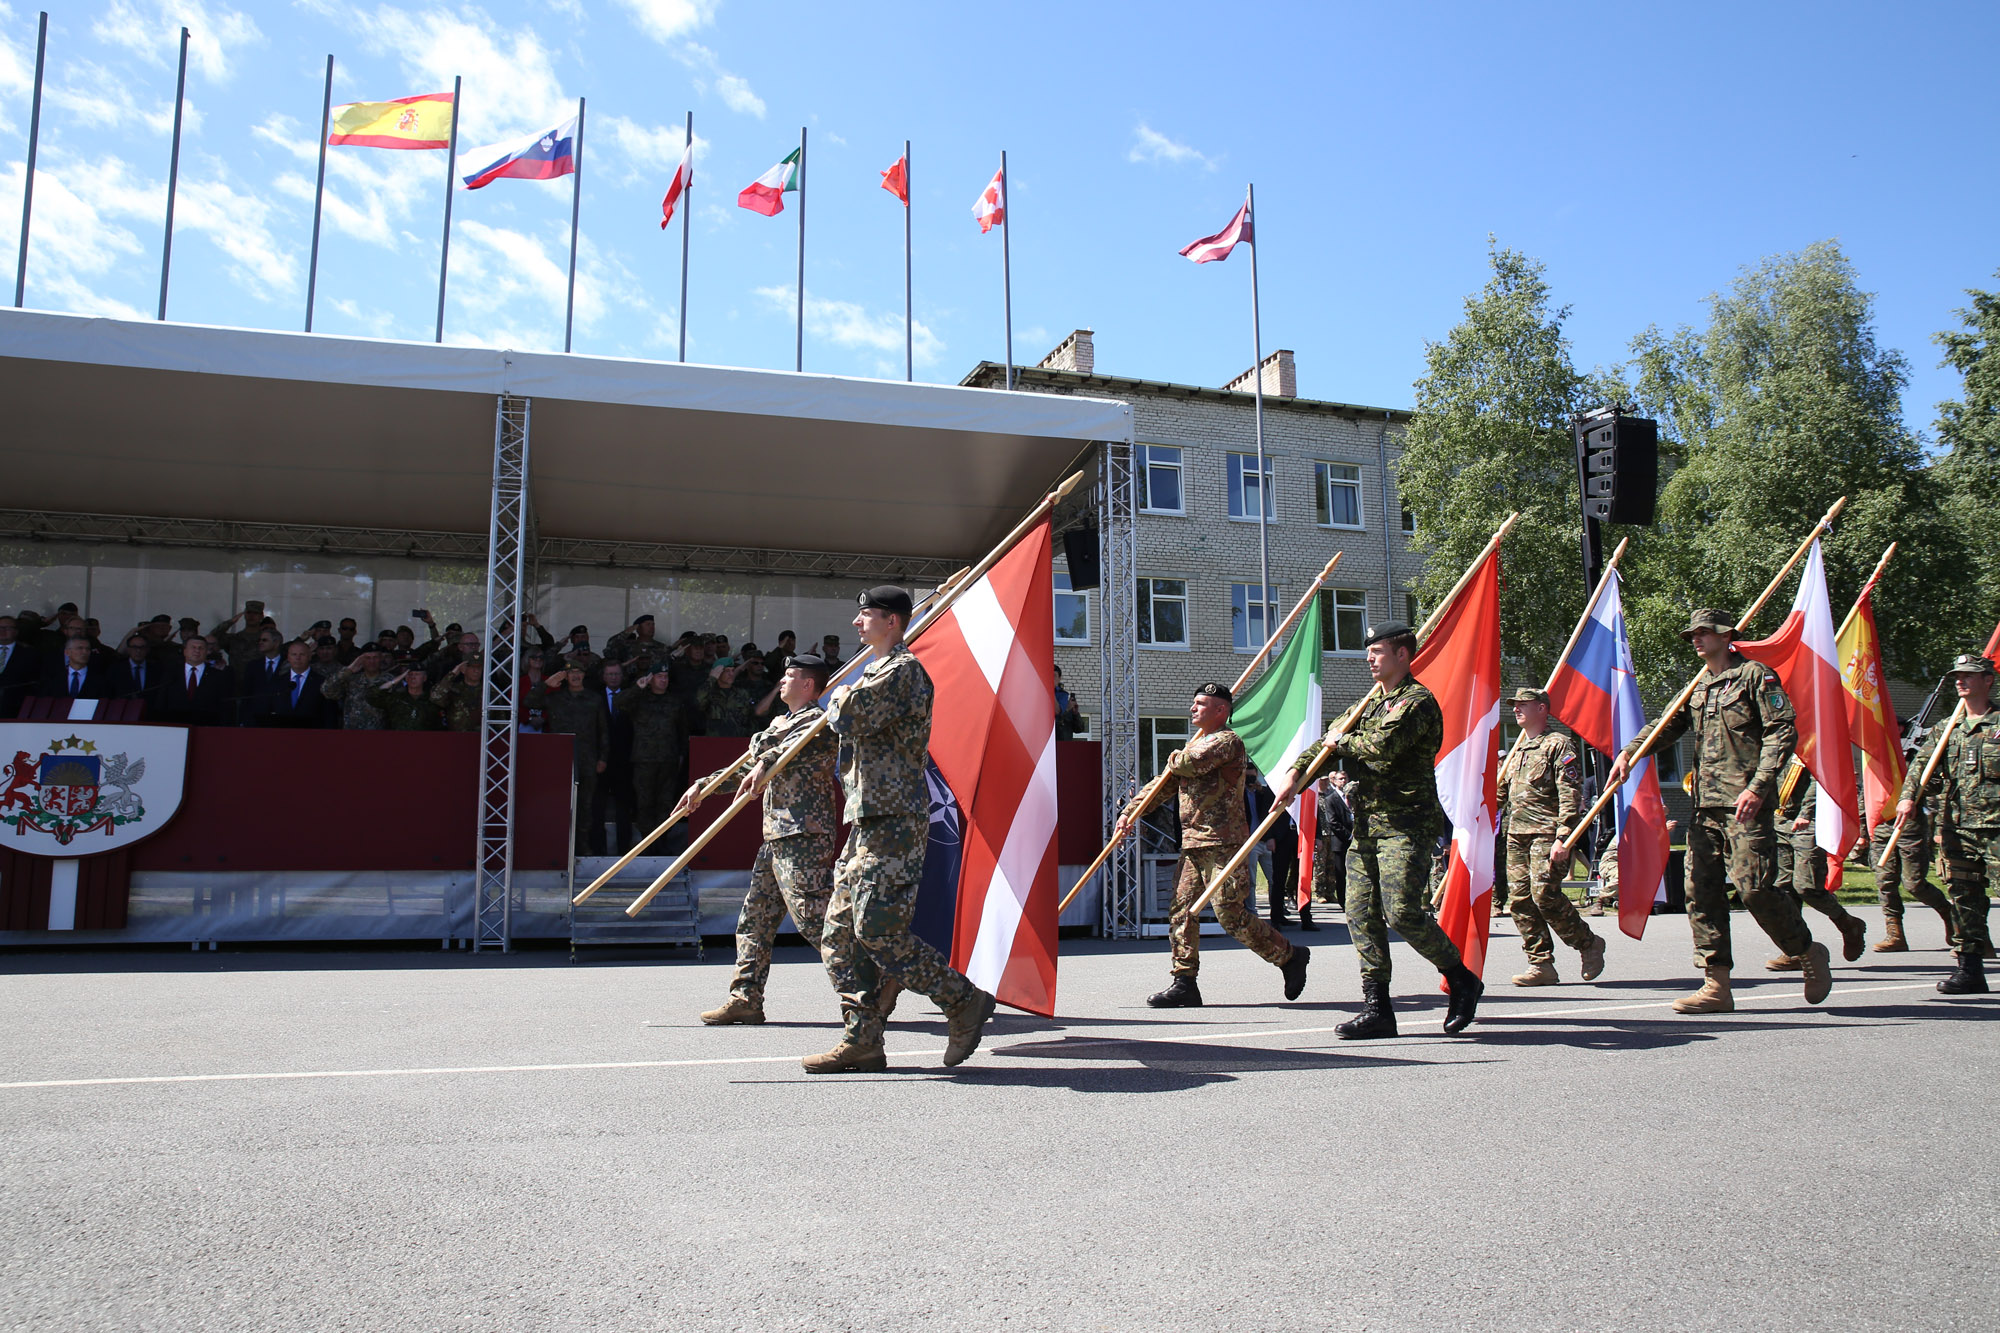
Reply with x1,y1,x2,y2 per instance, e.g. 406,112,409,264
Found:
3,1,1994,432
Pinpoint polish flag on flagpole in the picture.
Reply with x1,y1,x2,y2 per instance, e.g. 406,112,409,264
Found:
1735,540,1861,891
659,140,693,229
909,519,1060,1015
1179,200,1253,264
972,167,1005,233
1411,549,1504,979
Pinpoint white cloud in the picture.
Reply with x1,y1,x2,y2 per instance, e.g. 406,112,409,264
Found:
754,285,943,370
0,156,151,318
48,61,195,135
93,0,264,83
0,12,28,136
447,223,658,352
175,168,297,298
339,5,574,144
615,0,720,42
329,297,400,339
674,42,765,118
599,115,705,185
1129,123,1215,170
256,113,442,250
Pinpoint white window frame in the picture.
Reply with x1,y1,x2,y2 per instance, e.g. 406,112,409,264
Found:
1137,576,1190,651
1140,715,1192,782
1225,452,1276,523
1322,587,1369,656
1229,582,1281,653
1137,444,1186,516
1313,461,1366,531
1053,568,1092,646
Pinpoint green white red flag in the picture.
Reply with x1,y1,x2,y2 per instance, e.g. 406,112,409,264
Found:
738,149,799,216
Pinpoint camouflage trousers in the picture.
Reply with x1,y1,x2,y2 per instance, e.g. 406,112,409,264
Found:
1348,831,1464,984
727,830,838,1005
1773,830,1855,924
631,760,685,841
1505,832,1597,965
820,815,976,1047
1873,808,1951,921
1937,823,1997,956
1168,847,1293,978
1313,838,1347,905
1685,806,1810,971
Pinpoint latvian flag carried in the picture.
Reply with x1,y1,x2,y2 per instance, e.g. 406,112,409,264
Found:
1230,594,1324,907
1411,550,1504,979
1180,200,1253,264
739,149,800,216
909,518,1060,1015
1546,568,1671,939
460,117,578,189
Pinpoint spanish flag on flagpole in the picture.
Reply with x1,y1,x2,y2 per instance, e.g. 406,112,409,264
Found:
328,92,455,149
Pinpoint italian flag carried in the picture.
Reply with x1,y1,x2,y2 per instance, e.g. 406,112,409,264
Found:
1230,595,1325,907
738,149,800,216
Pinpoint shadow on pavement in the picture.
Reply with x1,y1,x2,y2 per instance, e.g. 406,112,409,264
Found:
948,1032,1445,1093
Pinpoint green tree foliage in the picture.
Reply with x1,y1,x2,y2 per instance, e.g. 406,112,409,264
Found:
1934,274,2000,645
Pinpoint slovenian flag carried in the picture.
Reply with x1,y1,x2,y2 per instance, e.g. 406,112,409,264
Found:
1546,567,1670,939
460,117,577,189
1230,594,1324,907
739,149,800,216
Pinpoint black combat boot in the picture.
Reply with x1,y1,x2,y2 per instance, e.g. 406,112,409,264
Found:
1147,976,1203,1008
1335,977,1398,1039
1281,944,1311,1000
1937,952,1989,995
1299,898,1320,931
1442,962,1485,1034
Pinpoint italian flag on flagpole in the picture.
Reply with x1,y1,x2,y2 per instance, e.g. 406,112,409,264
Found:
738,148,800,216
1229,595,1325,907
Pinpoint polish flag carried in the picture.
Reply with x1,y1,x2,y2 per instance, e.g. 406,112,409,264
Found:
909,518,1060,1015
1411,549,1504,979
1736,540,1861,890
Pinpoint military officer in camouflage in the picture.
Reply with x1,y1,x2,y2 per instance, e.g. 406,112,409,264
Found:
1898,653,1999,994
429,653,484,733
618,669,691,835
367,667,443,731
1610,609,1831,1012
1589,832,1619,916
543,666,610,856
319,646,391,730
1871,790,1953,951
1766,763,1868,969
690,654,843,1025
806,586,995,1074
1500,688,1606,985
1114,683,1309,1009
1272,622,1484,1038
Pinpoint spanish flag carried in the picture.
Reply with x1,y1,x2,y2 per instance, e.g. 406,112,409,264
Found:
328,92,455,149
1836,550,1904,836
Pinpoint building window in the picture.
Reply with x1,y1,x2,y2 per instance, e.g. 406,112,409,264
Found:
1054,569,1091,645
1137,444,1184,514
1400,503,1415,535
1140,716,1191,782
1229,583,1280,652
1066,711,1093,741
1404,593,1423,626
1137,577,1189,649
1314,462,1363,529
1226,452,1274,521
1321,588,1369,654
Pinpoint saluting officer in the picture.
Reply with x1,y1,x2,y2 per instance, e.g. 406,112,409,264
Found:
1898,653,1999,994
1500,688,1606,986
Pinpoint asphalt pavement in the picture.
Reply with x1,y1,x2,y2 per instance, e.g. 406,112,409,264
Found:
1,904,1994,1332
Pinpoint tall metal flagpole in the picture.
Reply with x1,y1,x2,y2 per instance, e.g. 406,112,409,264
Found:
794,125,806,372
563,97,585,353
1247,182,1270,627
13,10,47,308
156,26,189,321
434,75,461,344
1000,149,1013,389
903,137,912,382
677,109,692,363
304,54,333,332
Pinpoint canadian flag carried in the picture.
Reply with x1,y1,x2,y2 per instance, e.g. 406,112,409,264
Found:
909,518,1060,1015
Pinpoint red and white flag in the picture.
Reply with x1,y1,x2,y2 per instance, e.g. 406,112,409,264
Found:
1736,540,1861,890
881,154,909,205
1411,549,1503,979
1294,785,1317,910
1180,200,1253,264
972,167,1005,233
909,519,1060,1015
659,139,693,229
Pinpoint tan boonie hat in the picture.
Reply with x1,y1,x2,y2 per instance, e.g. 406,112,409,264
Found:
1509,687,1548,704
1681,608,1736,640
1947,653,1995,677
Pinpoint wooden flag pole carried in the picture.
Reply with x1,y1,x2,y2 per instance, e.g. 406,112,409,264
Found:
1553,495,1848,858
572,575,966,907
1496,536,1631,789
1055,551,1345,916
1184,514,1521,920
622,472,1086,917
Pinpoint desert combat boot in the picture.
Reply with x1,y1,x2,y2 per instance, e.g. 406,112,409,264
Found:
802,1040,889,1074
1672,967,1735,1014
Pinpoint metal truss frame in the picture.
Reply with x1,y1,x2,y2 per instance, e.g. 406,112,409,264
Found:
1096,440,1141,939
474,395,530,952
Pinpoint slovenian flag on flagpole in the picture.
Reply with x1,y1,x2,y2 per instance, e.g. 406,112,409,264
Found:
738,149,800,216
1180,200,1253,264
459,117,577,189
660,139,693,228
1230,595,1324,907
1546,568,1671,939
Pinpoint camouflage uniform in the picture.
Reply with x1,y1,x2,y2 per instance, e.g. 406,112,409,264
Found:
819,643,977,1047
1872,803,1952,928
544,688,610,854
429,670,482,733
1294,679,1462,984
1902,704,2000,958
618,686,691,834
320,667,390,730
716,705,843,1006
1595,832,1620,914
1773,771,1860,927
1121,729,1294,978
1502,728,1600,966
367,683,443,732
604,629,670,675
698,678,760,738
1623,652,1810,971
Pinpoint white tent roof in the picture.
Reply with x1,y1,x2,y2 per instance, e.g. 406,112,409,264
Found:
0,310,1131,560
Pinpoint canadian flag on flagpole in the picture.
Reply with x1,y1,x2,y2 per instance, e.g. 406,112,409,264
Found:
1735,540,1861,890
909,518,1060,1015
972,167,1005,233
1412,549,1504,980
659,140,692,229
881,154,909,204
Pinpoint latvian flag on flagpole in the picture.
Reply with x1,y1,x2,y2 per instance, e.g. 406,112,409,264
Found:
1180,200,1252,263
660,140,693,228
1546,568,1671,939
1736,540,1861,891
459,117,578,189
1411,550,1503,979
1229,595,1324,908
738,149,800,216
909,519,1060,1015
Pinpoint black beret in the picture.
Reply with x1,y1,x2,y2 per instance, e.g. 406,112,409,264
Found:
787,653,831,675
151,614,172,624
568,625,589,637
1363,620,1415,647
634,614,654,625
857,585,914,618
1194,681,1233,703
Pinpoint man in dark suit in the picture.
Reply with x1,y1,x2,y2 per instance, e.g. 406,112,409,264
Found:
262,640,332,728
110,633,167,716
163,637,231,727
234,626,289,724
0,615,38,719
37,635,112,704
